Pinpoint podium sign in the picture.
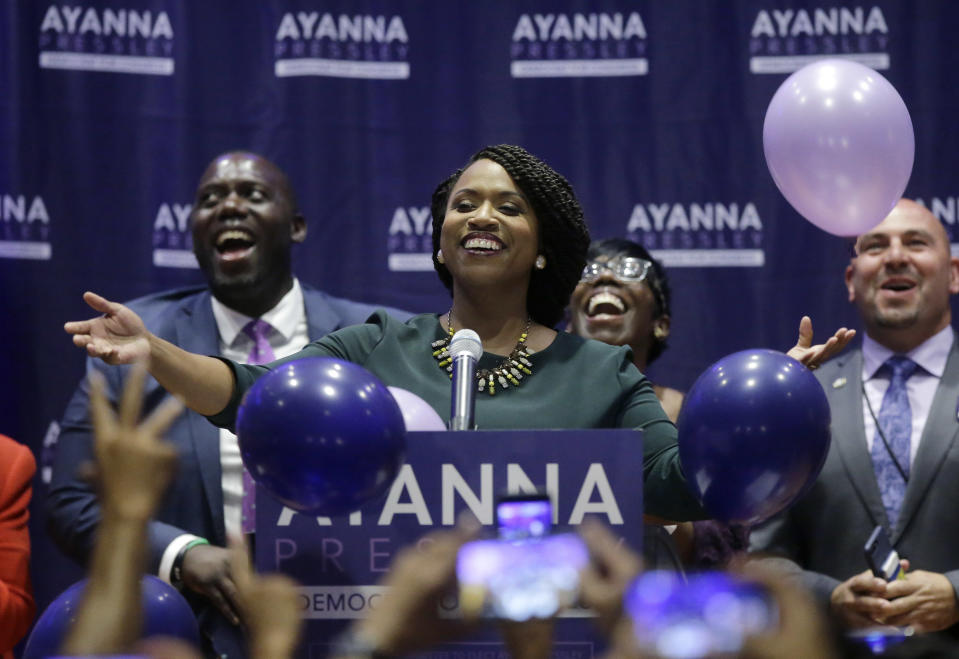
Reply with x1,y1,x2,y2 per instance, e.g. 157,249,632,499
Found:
256,429,643,658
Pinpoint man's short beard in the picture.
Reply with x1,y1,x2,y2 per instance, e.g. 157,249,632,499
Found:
210,270,262,292
872,306,920,329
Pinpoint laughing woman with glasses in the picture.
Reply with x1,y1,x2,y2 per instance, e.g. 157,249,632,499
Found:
569,239,755,570
569,239,683,421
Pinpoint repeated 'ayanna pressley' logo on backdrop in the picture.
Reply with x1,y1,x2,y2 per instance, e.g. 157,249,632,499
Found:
0,194,52,260
274,12,410,79
916,196,959,254
386,206,432,272
626,202,765,268
152,201,197,268
748,5,890,74
38,5,174,75
510,11,649,78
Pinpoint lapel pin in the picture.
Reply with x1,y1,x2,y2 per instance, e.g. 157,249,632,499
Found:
832,377,847,389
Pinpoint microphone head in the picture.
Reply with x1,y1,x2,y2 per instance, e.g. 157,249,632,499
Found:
449,329,483,361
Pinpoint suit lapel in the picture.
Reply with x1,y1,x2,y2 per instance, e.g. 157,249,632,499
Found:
894,336,959,541
302,286,342,340
828,350,889,529
175,292,226,543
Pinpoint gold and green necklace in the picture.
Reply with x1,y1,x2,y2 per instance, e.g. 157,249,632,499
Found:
431,311,534,395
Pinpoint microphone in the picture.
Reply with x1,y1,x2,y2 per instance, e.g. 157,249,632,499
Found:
448,329,482,431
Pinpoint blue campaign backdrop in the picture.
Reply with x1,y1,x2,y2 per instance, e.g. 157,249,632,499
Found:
3,0,959,641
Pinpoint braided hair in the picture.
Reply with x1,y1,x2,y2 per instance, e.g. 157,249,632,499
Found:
587,238,672,364
431,145,590,328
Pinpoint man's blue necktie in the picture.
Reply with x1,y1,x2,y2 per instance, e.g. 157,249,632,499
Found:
871,356,919,528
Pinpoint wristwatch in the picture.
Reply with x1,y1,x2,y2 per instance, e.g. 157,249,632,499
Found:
170,537,209,588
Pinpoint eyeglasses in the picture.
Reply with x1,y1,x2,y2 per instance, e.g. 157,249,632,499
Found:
580,257,653,283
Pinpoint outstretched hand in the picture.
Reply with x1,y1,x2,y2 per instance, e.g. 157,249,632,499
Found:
65,291,152,365
787,316,855,370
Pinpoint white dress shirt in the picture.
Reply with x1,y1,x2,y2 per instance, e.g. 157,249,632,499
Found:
860,325,954,466
159,279,310,582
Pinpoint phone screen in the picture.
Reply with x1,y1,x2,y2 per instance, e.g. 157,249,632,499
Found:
496,494,552,540
456,533,587,621
625,571,778,658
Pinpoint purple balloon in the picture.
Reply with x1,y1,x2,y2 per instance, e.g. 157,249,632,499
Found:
237,357,406,516
387,386,447,431
23,575,199,659
763,58,914,237
678,350,831,525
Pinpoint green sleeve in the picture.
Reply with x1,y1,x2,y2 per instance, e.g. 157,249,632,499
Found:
618,360,707,522
205,318,387,432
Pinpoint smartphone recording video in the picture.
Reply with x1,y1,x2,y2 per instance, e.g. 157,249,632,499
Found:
496,493,552,540
456,492,587,621
625,571,778,658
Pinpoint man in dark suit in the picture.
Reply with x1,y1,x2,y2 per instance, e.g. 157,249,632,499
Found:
750,199,959,635
47,151,410,657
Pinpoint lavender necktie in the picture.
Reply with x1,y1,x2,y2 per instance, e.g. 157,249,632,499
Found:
870,356,918,528
240,319,276,534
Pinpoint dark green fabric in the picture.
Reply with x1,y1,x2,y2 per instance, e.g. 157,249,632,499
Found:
209,311,704,520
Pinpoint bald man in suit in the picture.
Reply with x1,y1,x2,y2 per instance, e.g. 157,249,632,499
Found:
750,199,959,636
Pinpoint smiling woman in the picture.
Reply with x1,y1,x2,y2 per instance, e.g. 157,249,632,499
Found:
568,238,683,421
198,145,707,521
567,239,753,571
430,145,589,333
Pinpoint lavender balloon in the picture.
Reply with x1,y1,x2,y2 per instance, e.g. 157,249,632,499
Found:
387,386,447,431
763,59,914,236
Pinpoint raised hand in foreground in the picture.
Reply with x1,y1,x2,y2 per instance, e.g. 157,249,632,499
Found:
230,536,303,659
61,362,181,655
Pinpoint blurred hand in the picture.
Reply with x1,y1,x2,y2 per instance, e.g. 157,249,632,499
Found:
787,316,856,370
181,544,242,627
66,291,152,364
578,519,642,636
740,565,839,659
498,619,554,659
89,361,180,520
134,638,204,659
353,517,480,655
883,569,959,633
230,537,303,659
830,569,890,628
